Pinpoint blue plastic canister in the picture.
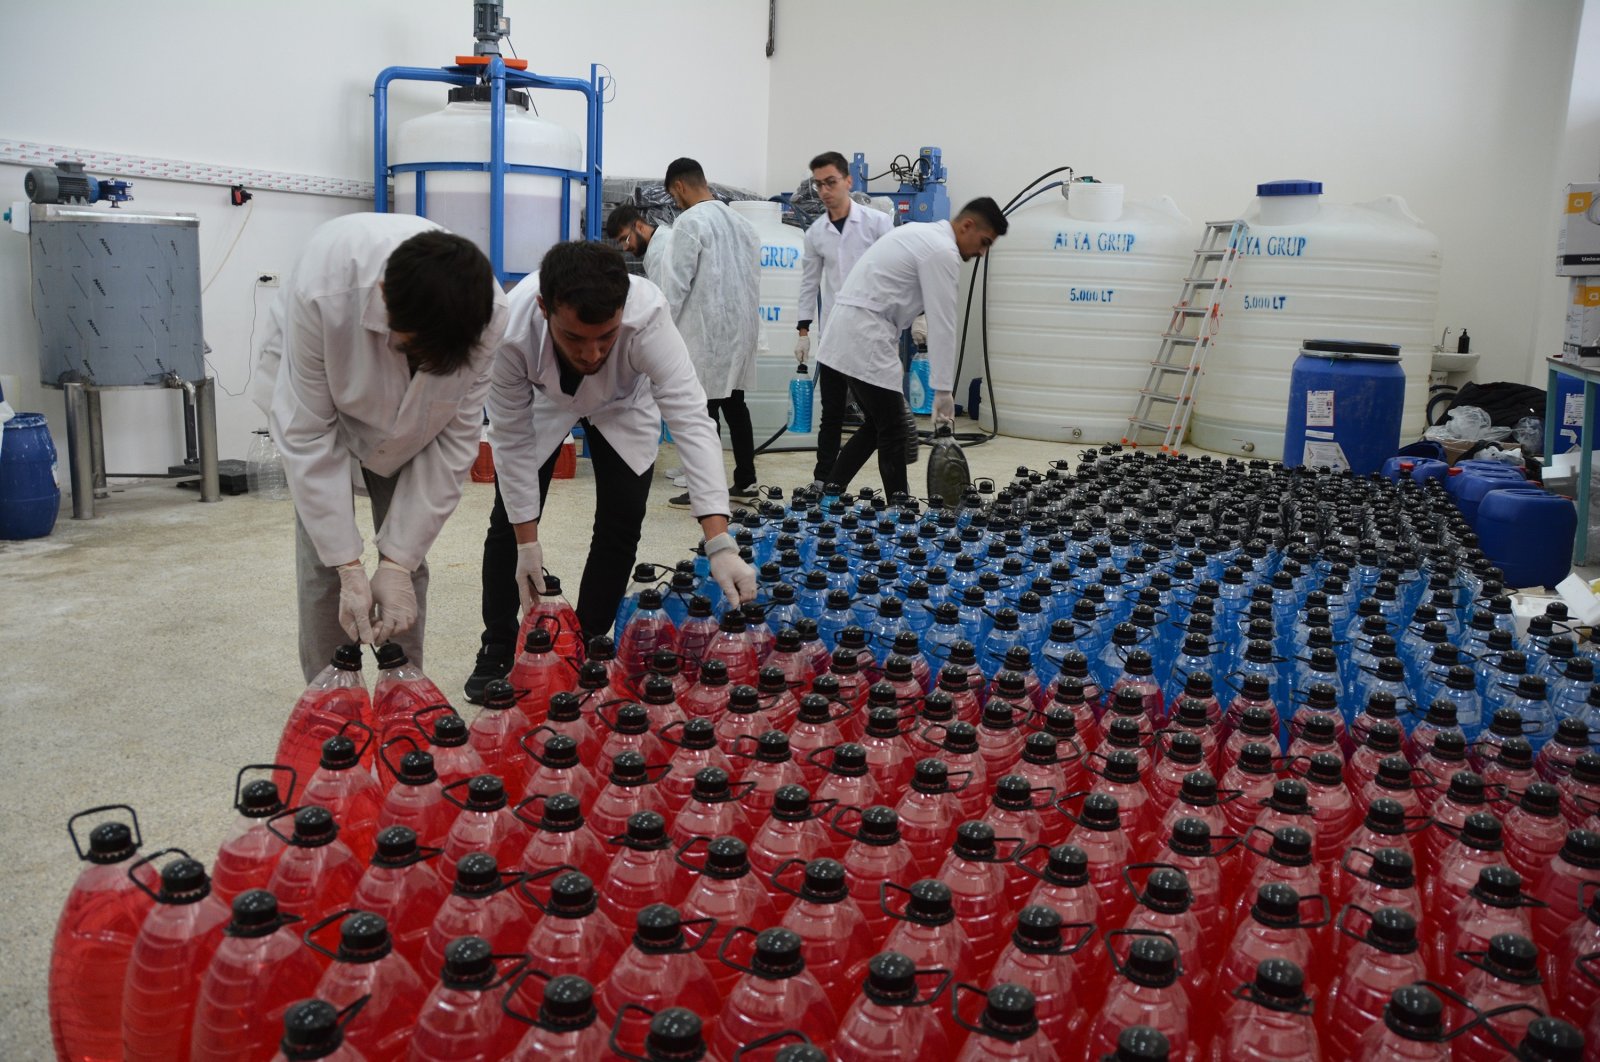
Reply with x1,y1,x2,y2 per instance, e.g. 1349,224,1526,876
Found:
1282,340,1406,474
1476,487,1576,588
1448,465,1529,526
1381,456,1448,485
0,413,61,540
789,365,815,434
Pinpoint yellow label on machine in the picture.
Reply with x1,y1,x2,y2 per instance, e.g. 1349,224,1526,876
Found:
1570,191,1596,214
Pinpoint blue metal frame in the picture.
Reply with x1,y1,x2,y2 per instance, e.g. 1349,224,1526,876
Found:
850,146,949,226
373,56,606,282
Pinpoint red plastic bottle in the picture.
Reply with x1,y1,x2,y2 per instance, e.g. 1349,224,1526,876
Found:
791,692,854,788
513,792,610,883
1156,771,1234,864
811,743,883,819
1503,782,1570,894
1418,769,1488,881
265,806,363,922
269,999,367,1062
935,822,1017,975
731,730,807,819
1102,716,1156,778
301,725,383,865
1297,752,1361,868
1061,792,1137,929
676,835,780,995
1019,843,1102,939
1159,817,1233,960
1558,752,1600,828
1333,799,1419,908
620,586,681,685
712,926,838,1058
756,663,805,733
672,767,757,848
1349,722,1406,801
1081,931,1193,1062
1357,756,1430,829
50,806,156,1062
925,721,991,824
828,648,875,732
1455,932,1550,1062
713,681,778,754
702,606,761,687
410,936,526,1061
1044,677,1099,753
1220,679,1278,758
950,981,1058,1061
1415,732,1472,815
597,809,688,927
465,679,534,798
987,905,1096,1048
1250,778,1318,863
1120,864,1209,1005
190,890,324,1062
375,740,454,850
884,646,931,701
1220,743,1280,839
1147,732,1205,821
773,857,873,1014
1211,957,1318,1062
909,688,960,762
1485,738,1542,814
350,825,451,973
597,701,667,770
505,625,578,713
590,752,674,843
976,687,1030,778
277,644,373,792
371,641,446,746
588,632,637,697
1166,688,1225,775
1211,883,1327,1037
501,970,612,1060
520,730,599,812
440,773,532,868
1538,717,1592,783
420,852,531,983
768,626,823,694
1091,749,1160,859
682,657,732,720
120,850,232,1062
1424,811,1511,958
1445,865,1545,991
648,645,697,702
1533,830,1600,959
519,868,627,984
750,785,835,911
1289,689,1347,762
1336,847,1430,973
413,706,488,790
595,904,723,1047
833,805,917,944
213,767,297,905
881,879,979,1042
522,574,585,661
637,672,690,733
654,719,729,815
833,950,952,1061
895,758,970,878
1237,825,1325,931
1015,734,1082,848
575,662,633,729
1323,905,1429,1046
1549,887,1600,1025
983,776,1054,910
859,705,917,801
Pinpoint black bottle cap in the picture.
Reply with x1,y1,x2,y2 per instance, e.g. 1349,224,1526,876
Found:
441,935,495,987
226,889,285,937
453,852,501,894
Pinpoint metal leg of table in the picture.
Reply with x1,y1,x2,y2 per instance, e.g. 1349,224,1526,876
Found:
195,377,221,503
1545,366,1558,476
86,385,109,498
1581,380,1596,567
62,382,95,520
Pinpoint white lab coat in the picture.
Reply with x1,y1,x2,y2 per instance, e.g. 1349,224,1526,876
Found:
487,274,731,523
253,213,509,570
797,200,894,335
654,200,761,400
641,223,674,285
816,220,961,393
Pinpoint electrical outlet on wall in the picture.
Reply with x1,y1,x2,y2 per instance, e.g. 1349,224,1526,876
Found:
257,273,280,287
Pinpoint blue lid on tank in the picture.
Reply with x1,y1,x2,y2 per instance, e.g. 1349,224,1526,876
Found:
1257,180,1324,197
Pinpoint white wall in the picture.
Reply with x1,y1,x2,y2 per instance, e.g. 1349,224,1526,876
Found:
766,0,1583,411
0,0,770,474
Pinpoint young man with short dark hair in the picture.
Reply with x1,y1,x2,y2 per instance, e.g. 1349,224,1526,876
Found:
604,203,675,283
816,197,1009,498
253,213,507,682
795,150,894,486
657,157,762,505
464,240,756,701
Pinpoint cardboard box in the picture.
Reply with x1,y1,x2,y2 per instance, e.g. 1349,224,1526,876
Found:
1559,184,1600,276
1567,277,1600,361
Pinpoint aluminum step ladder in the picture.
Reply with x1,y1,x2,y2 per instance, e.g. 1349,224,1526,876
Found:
1123,219,1248,453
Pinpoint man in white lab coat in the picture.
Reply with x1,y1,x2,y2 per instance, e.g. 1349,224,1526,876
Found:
816,197,1009,499
657,157,762,505
465,240,758,702
254,213,508,682
604,203,674,283
794,151,894,486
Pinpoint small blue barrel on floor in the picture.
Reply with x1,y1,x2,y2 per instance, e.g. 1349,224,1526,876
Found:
0,413,61,540
1477,487,1576,588
1381,456,1448,485
1283,340,1406,474
1449,465,1529,525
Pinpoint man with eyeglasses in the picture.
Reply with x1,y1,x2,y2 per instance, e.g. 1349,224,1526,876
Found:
795,151,894,488
604,203,675,284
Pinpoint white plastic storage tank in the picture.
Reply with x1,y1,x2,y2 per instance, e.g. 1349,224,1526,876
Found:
393,87,585,277
1188,180,1441,459
983,182,1195,442
729,200,813,447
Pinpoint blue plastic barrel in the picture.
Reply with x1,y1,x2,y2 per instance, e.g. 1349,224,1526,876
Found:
0,413,61,540
1282,340,1406,475
1448,465,1528,525
1381,456,1448,485
1477,487,1576,588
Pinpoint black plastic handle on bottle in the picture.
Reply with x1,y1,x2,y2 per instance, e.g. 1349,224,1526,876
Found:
378,734,423,782
412,703,463,735
879,880,925,923
1230,977,1314,1015
1291,892,1333,929
67,803,142,862
440,775,499,812
332,718,375,764
517,724,564,764
125,846,194,903
947,982,1003,1039
591,698,640,734
731,1030,815,1061
715,924,768,976
1410,979,1487,1043
674,835,719,875
1010,841,1058,882
302,907,369,961
234,763,298,812
516,862,581,915
1334,902,1380,945
1121,861,1184,908
1051,789,1099,828
499,965,559,1028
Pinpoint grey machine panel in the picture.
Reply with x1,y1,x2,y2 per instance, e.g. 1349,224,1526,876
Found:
28,203,205,387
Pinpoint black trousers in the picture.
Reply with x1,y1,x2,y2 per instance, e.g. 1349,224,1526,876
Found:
706,389,757,488
813,362,852,484
824,374,911,498
479,420,654,655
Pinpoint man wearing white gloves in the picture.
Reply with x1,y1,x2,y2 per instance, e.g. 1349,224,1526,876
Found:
465,240,756,702
816,197,1008,498
794,151,893,487
253,214,507,682
657,157,762,505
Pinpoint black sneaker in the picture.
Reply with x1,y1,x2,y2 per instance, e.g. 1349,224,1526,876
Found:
729,482,759,501
668,491,692,509
463,645,513,704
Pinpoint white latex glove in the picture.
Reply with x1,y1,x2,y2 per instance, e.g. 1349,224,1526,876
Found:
794,332,810,364
705,532,758,607
933,390,956,426
336,562,376,644
370,559,418,644
516,540,547,613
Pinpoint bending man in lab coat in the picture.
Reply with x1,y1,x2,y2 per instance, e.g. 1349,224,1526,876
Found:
604,203,674,283
815,197,1008,498
794,150,893,487
657,157,763,505
466,240,758,702
254,213,507,682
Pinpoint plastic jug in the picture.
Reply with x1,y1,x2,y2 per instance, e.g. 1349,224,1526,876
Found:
513,792,610,885
1081,932,1193,1062
277,644,373,794
413,707,490,789
501,970,612,1060
302,725,383,864
749,785,835,909
409,936,526,1061
1210,957,1318,1062
832,951,952,1061
1455,933,1550,1062
213,766,296,904
894,758,969,877
519,868,627,984
265,806,364,921
441,773,532,868
772,857,873,1013
1323,905,1430,1045
588,752,672,843
190,890,324,1062
371,642,446,747
832,805,917,943
711,927,838,1059
597,810,689,928
375,741,454,850
506,626,579,712
466,679,534,799
269,998,367,1062
671,768,756,848
934,821,1017,974
949,982,1059,1061
419,853,531,982
677,835,781,996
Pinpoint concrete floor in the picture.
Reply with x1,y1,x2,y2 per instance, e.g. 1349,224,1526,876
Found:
0,423,1076,1059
